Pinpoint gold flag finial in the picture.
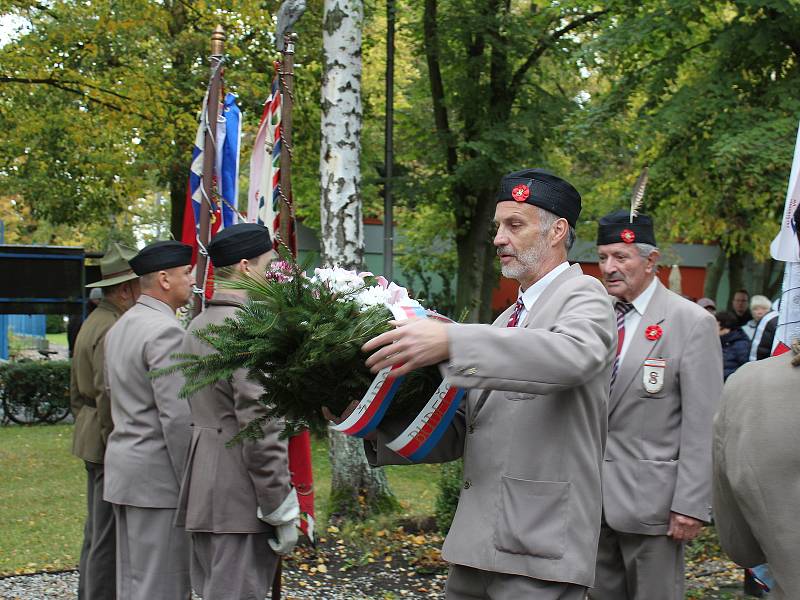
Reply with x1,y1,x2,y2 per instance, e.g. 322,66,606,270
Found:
211,25,226,56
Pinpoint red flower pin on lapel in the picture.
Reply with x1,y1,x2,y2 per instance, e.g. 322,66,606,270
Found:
645,324,663,341
512,184,530,202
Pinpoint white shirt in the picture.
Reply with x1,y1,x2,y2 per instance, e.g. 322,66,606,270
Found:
618,277,659,363
513,262,571,326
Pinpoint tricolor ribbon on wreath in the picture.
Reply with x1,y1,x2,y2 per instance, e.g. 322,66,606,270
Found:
330,304,465,462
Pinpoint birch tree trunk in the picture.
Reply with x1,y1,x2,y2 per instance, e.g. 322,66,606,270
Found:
320,0,397,519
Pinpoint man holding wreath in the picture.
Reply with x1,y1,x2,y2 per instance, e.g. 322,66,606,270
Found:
354,169,616,599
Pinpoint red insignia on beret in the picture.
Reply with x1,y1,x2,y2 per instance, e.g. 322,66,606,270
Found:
512,184,530,202
620,229,636,244
645,324,663,341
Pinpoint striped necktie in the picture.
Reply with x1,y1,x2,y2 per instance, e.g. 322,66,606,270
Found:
610,301,634,388
506,298,525,328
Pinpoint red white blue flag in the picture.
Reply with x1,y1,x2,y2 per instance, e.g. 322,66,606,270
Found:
247,62,281,242
182,93,242,292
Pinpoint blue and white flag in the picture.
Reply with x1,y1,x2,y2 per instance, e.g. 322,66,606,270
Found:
189,92,242,235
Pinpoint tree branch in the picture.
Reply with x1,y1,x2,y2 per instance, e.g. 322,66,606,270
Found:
423,0,457,174
510,10,608,92
0,76,149,117
11,0,58,20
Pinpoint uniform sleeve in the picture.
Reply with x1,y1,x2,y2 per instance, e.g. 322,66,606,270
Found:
146,323,192,484
69,354,83,417
92,335,114,446
445,281,615,395
671,312,723,522
231,368,292,515
712,398,765,567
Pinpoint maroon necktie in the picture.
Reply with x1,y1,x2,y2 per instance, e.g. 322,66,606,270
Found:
610,302,634,388
506,298,525,328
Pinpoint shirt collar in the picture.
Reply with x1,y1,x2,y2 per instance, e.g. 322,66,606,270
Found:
138,293,178,319
629,277,659,316
518,262,570,311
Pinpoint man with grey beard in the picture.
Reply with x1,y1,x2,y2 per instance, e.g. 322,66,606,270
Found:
354,169,616,599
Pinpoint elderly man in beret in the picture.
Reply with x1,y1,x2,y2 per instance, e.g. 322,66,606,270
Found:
103,240,194,600
590,211,723,600
71,242,140,600
176,223,297,600
348,169,616,599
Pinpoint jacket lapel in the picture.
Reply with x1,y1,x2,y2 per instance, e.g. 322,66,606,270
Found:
521,264,582,328
609,281,669,414
472,264,582,421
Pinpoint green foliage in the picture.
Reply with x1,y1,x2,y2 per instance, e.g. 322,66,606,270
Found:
45,315,66,334
0,360,71,423
0,0,327,248
434,459,462,534
575,0,800,259
397,206,457,317
166,263,441,439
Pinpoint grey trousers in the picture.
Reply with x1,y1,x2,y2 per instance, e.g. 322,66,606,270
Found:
589,524,684,600
445,564,587,600
191,531,279,600
113,504,191,600
78,461,116,600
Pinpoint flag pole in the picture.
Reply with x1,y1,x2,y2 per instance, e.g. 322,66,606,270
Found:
277,32,297,255
193,25,226,317
383,0,396,281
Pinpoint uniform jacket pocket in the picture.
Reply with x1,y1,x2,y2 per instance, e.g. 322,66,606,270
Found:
494,475,569,559
637,459,677,525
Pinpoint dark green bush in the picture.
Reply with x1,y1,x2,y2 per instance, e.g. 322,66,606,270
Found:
434,459,463,534
46,314,67,334
0,360,71,424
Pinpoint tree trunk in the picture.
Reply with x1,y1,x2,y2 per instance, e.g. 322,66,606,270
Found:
320,0,396,520
727,251,746,309
703,250,726,300
454,182,497,322
169,162,187,240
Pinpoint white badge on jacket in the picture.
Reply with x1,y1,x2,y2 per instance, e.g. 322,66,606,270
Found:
643,358,666,394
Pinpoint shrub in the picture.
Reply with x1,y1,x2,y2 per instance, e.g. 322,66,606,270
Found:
0,360,71,424
46,314,67,334
434,459,463,534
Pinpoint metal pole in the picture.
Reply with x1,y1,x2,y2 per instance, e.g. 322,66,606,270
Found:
383,0,395,280
278,33,297,257
193,25,225,317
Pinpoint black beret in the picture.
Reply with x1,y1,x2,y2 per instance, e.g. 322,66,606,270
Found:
496,168,582,228
596,209,657,246
130,240,193,276
207,223,273,268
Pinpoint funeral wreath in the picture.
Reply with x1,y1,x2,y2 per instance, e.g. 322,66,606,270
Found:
164,260,446,442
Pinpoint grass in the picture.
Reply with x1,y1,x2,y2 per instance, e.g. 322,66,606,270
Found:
0,425,85,574
0,424,442,575
45,333,68,349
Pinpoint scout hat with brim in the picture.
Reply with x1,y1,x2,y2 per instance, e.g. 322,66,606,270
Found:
86,242,139,288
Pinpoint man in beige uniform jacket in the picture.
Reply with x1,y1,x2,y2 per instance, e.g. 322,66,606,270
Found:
357,169,616,600
104,240,194,600
591,210,723,600
71,243,139,600
713,341,800,600
176,223,297,599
